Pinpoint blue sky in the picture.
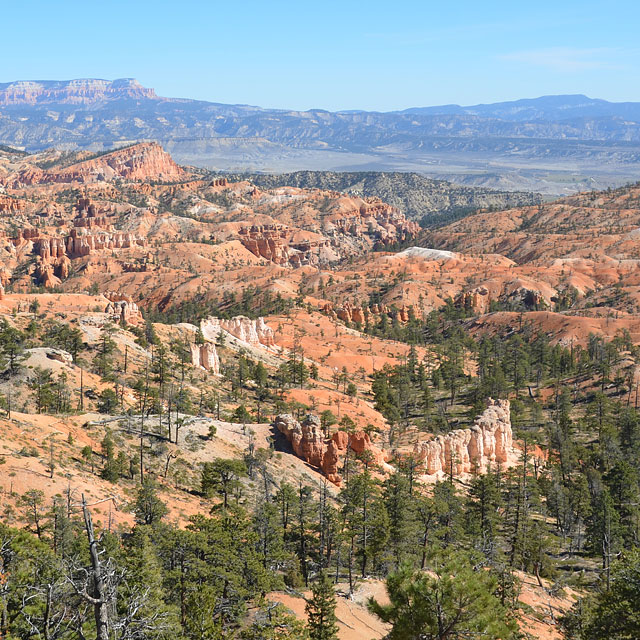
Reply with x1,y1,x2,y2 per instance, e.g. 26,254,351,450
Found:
2,0,639,111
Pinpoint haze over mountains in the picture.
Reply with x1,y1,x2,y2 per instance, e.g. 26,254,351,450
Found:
1,78,640,194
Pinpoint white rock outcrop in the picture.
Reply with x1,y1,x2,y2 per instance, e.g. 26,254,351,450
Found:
397,247,457,261
200,315,276,347
413,399,512,476
45,348,74,366
24,347,74,367
190,342,220,375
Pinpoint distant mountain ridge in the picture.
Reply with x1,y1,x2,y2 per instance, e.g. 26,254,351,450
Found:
1,78,640,194
2,78,640,141
397,94,640,121
1,80,639,121
0,78,157,105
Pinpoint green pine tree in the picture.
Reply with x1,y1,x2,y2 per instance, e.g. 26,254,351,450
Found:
305,571,339,640
368,551,518,640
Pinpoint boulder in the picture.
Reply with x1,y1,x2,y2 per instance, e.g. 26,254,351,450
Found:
25,347,74,366
45,348,74,366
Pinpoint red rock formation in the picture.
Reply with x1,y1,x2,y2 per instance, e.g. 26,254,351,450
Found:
274,414,387,485
274,413,327,466
34,263,58,288
331,430,349,450
121,261,151,273
73,216,114,229
0,195,27,214
35,237,66,260
455,287,490,314
507,286,546,310
330,429,385,465
239,225,291,264
0,268,11,287
73,196,117,229
325,198,420,246
7,167,45,188
67,229,146,257
238,223,331,267
322,301,413,326
12,143,184,186
322,441,342,484
66,142,184,182
57,256,71,280
237,199,419,268
275,414,342,484
34,228,146,262
346,431,386,465
413,399,512,476
12,228,40,243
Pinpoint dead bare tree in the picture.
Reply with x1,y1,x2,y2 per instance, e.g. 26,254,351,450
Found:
67,495,171,640
73,494,112,640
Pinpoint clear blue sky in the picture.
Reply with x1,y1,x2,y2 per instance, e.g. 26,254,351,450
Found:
3,0,639,111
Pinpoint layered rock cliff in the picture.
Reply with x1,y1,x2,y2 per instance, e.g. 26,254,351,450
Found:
62,142,184,182
237,199,418,268
238,224,333,267
35,229,146,260
0,78,158,106
12,143,184,186
324,199,420,245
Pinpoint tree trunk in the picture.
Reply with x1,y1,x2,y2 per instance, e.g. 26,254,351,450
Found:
81,496,110,640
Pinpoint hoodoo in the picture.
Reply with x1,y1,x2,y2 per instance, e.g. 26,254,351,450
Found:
273,413,386,486
413,399,513,476
200,316,276,348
